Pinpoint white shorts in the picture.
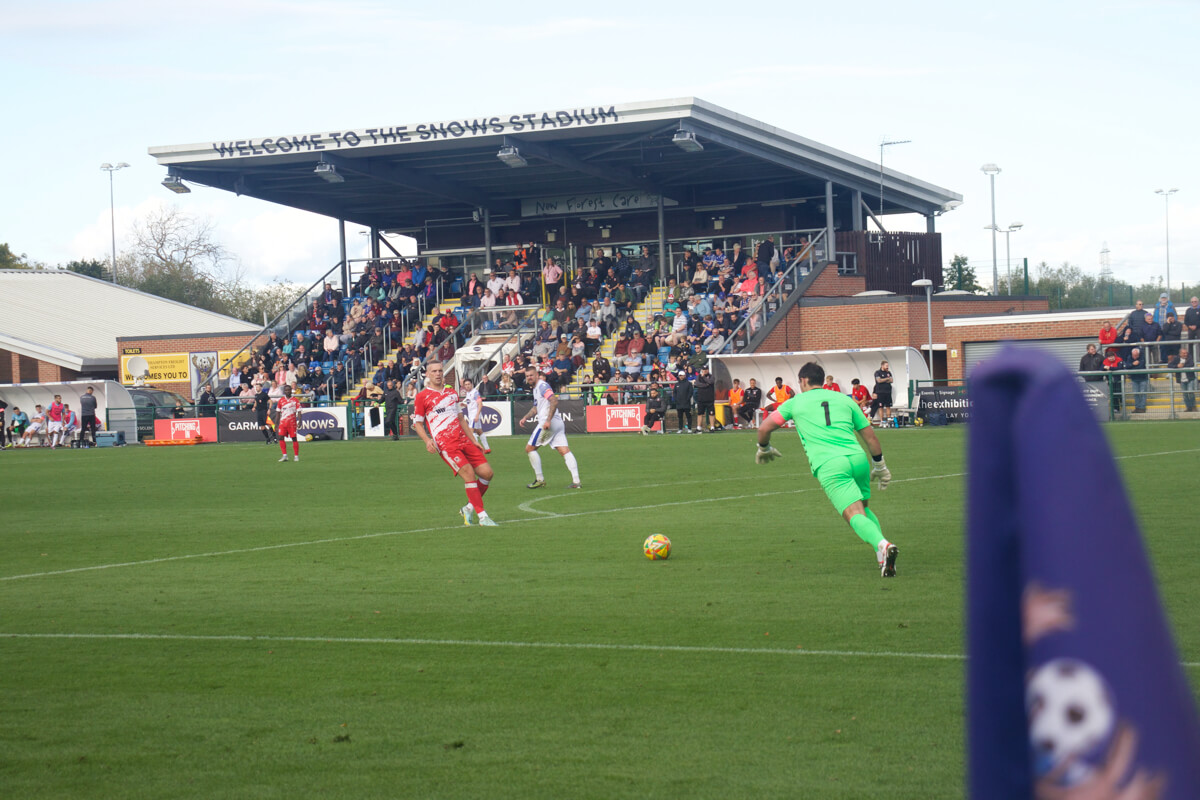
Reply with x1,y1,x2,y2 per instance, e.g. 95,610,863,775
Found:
26,422,44,434
48,420,63,433
527,415,568,449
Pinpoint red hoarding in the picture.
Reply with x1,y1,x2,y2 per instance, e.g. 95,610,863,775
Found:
154,417,218,442
586,404,656,433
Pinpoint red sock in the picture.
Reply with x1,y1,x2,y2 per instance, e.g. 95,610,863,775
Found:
478,477,490,496
292,439,300,456
279,439,287,455
464,482,484,514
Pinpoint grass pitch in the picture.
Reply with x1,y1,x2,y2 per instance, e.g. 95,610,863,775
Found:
1,424,1197,799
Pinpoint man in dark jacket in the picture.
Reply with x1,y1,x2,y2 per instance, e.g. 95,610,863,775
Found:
740,378,763,425
1078,344,1104,381
642,386,666,435
693,364,719,431
673,371,694,432
383,378,404,439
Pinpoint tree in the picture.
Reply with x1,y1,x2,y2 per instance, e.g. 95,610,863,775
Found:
944,254,979,292
65,259,110,280
0,243,30,269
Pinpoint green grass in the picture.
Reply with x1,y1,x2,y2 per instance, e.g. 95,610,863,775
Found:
1,424,1197,798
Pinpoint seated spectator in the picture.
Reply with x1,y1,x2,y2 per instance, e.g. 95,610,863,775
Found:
623,350,644,377
585,318,603,354
641,386,666,434
570,335,587,366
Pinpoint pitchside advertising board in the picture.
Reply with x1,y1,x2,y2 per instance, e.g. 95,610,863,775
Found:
216,407,349,442
915,386,971,423
510,400,587,435
585,404,653,433
153,417,219,441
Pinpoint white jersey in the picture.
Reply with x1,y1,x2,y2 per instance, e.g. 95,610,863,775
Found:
532,379,559,425
461,387,482,427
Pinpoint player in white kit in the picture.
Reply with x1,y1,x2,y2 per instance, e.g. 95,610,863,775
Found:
458,377,489,453
518,364,581,489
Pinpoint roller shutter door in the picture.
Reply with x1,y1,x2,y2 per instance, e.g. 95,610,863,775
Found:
963,337,1093,378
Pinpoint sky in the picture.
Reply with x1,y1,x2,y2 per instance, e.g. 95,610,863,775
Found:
1,0,1196,297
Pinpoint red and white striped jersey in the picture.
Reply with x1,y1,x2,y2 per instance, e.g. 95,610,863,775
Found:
276,396,302,422
413,386,468,448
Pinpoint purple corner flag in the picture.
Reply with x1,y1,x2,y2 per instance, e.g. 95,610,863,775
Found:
967,347,1200,799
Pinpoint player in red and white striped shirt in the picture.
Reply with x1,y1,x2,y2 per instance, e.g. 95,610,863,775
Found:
412,362,497,526
274,385,303,462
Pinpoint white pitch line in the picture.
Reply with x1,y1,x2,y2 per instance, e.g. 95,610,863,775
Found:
4,632,1198,669
2,447,1194,584
0,631,965,661
0,472,965,583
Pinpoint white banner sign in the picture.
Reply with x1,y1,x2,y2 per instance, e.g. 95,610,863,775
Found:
521,192,677,218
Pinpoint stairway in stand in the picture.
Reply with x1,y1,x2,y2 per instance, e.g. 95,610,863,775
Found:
565,286,666,395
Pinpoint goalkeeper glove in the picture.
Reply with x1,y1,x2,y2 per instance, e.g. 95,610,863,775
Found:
871,457,892,489
755,444,783,464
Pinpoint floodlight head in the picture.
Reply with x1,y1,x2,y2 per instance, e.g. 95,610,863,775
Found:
497,145,528,168
161,175,191,194
314,162,345,183
981,163,1001,175
1009,221,1024,231
941,200,963,212
913,278,933,288
672,130,704,153
100,162,112,170
116,162,130,169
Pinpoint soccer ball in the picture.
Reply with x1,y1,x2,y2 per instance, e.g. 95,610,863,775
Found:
1026,658,1115,784
643,534,671,560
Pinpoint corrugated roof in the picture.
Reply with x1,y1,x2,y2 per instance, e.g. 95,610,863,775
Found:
0,270,261,370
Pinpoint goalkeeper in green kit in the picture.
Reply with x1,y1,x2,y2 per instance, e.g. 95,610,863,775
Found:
755,362,899,577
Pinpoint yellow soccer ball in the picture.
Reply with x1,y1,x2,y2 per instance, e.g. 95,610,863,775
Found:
643,534,672,560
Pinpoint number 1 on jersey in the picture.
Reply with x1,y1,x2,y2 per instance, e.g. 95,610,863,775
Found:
820,401,832,426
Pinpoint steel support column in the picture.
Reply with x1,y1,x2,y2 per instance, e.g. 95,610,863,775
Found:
338,220,348,297
926,214,936,233
825,181,835,263
483,209,492,272
852,189,863,231
657,195,667,281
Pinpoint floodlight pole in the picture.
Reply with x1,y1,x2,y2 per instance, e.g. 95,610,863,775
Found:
1155,188,1178,299
981,164,1001,294
100,162,130,282
879,139,910,231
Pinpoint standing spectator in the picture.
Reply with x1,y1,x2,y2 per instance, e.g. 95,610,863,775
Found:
1140,312,1162,364
870,361,895,426
1125,347,1148,413
1098,319,1118,356
641,386,666,434
1079,344,1104,380
1116,299,1147,341
673,368,694,433
1185,296,1200,359
384,378,403,440
740,378,763,426
1161,313,1183,365
694,364,718,431
542,257,563,304
1102,350,1124,413
0,397,7,448
1176,347,1196,413
756,234,775,279
1152,292,1178,327
78,386,99,446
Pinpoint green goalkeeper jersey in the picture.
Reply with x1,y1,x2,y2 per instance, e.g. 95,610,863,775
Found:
777,388,870,475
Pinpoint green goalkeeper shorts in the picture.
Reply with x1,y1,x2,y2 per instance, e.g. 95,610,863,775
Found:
814,453,871,514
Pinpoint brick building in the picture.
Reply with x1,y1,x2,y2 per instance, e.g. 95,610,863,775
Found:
0,269,261,397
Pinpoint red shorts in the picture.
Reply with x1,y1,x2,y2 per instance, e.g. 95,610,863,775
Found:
438,438,487,475
278,419,297,438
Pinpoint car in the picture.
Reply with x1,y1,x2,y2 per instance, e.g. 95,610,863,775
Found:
127,387,192,441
